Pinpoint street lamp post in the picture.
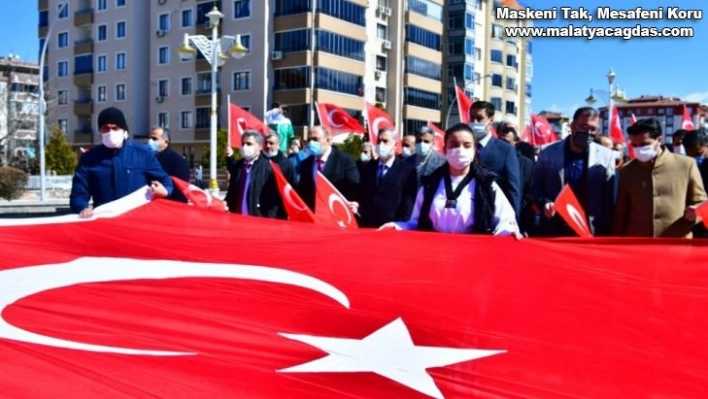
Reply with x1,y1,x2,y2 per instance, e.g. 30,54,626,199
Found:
584,68,629,135
37,1,69,202
444,74,492,129
176,5,248,196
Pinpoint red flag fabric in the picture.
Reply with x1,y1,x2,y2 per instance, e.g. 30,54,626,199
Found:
315,103,365,136
609,106,626,144
631,113,638,124
229,104,270,147
455,86,472,124
520,124,533,144
554,184,593,238
314,171,358,229
530,114,557,145
80,147,88,153
696,201,708,228
3,191,708,398
366,102,400,153
682,104,695,130
426,121,445,154
270,161,315,223
170,177,226,213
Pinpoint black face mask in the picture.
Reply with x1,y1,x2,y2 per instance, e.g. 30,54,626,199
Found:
572,131,593,148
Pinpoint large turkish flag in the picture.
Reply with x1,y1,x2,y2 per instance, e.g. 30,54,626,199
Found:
1,188,708,398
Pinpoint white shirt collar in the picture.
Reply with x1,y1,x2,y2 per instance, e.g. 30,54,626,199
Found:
479,133,492,148
379,156,395,169
318,146,332,163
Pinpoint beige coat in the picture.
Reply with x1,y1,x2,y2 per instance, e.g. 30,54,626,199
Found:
612,149,707,238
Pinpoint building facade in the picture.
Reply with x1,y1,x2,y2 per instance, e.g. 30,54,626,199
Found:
0,55,40,168
598,95,708,144
442,0,532,128
39,0,444,162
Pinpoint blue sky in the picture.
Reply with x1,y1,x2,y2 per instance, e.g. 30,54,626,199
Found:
1,0,706,117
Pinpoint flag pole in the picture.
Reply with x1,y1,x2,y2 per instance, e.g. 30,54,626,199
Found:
227,94,231,148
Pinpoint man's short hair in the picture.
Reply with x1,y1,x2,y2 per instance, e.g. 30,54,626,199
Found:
572,107,599,122
627,117,662,139
242,130,264,145
264,132,280,143
151,126,170,141
682,129,708,148
673,129,688,140
377,127,397,140
416,125,434,139
470,101,495,118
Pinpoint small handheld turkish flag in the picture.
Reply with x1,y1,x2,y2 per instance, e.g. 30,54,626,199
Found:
314,171,358,229
315,103,365,136
271,161,315,223
171,177,226,212
554,184,593,238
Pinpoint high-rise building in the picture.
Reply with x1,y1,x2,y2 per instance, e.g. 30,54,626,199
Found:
38,0,444,162
442,0,532,129
0,55,40,167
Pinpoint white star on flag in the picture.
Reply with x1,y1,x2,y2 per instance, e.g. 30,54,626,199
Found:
278,318,506,399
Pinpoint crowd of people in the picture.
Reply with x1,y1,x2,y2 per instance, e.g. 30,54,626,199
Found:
70,103,708,238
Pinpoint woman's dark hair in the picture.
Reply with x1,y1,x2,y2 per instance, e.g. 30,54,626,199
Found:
444,123,477,145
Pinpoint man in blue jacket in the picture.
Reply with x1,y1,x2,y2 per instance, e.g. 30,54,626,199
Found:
70,107,174,217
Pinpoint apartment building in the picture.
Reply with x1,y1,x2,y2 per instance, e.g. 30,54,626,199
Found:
443,0,532,128
0,55,40,167
39,0,444,161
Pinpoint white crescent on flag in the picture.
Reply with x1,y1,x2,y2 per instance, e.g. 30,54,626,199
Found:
371,117,389,135
328,193,352,228
566,203,590,236
0,257,349,355
327,109,345,128
236,117,247,133
283,184,308,212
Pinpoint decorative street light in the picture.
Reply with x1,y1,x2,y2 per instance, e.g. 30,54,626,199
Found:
176,5,248,196
444,74,492,128
37,1,69,201
585,68,629,135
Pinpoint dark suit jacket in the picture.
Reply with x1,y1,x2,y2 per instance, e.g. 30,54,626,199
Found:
156,146,190,203
479,137,521,216
517,153,536,235
356,158,417,228
296,147,360,211
267,151,296,186
224,155,281,219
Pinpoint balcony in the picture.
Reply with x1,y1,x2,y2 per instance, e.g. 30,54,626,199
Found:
194,88,220,107
74,39,94,55
74,9,94,27
73,70,94,87
73,99,93,116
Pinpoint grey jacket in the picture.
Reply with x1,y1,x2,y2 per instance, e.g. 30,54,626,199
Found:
406,151,447,188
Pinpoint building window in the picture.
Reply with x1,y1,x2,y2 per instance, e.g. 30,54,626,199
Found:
196,107,210,128
464,63,473,80
97,0,107,11
233,0,251,18
465,38,474,55
666,107,673,116
58,90,68,105
315,67,362,96
408,0,442,21
505,101,516,114
404,119,427,136
376,55,386,71
506,77,516,90
447,37,463,55
97,25,107,41
180,111,192,129
273,67,310,90
274,29,309,53
97,55,107,72
465,12,474,29
448,13,464,30
241,34,251,54
377,23,388,40
116,52,126,70
116,0,126,7
318,0,366,26
490,49,502,63
116,84,125,101
405,55,441,80
158,46,170,65
315,30,364,61
274,0,311,16
57,61,68,77
181,9,193,27
491,74,502,87
181,77,192,95
158,79,169,97
116,21,126,39
406,24,441,51
490,97,502,111
506,54,517,68
158,112,169,128
232,71,251,91
58,119,68,133
448,64,462,81
97,86,107,102
526,41,532,54
74,54,93,75
404,87,440,110
475,47,482,61
491,24,503,39
57,32,68,48
376,87,386,103
58,3,69,19
525,83,532,97
158,13,170,31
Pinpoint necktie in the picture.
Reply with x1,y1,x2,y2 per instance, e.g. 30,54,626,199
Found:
317,159,324,172
377,164,387,184
476,143,484,157
234,163,251,214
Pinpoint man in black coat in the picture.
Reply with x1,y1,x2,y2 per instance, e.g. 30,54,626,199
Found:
224,131,282,219
356,128,417,227
499,125,536,235
149,126,190,203
296,126,360,212
263,132,296,186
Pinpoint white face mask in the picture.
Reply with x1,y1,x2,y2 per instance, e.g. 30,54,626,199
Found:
102,130,126,149
416,142,432,156
446,147,475,170
360,153,371,162
377,143,394,160
240,144,258,161
674,145,686,155
634,143,659,162
402,147,413,157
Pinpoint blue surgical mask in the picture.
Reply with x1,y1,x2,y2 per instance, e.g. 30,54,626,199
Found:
416,142,432,156
469,122,487,139
308,140,323,156
147,139,159,153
